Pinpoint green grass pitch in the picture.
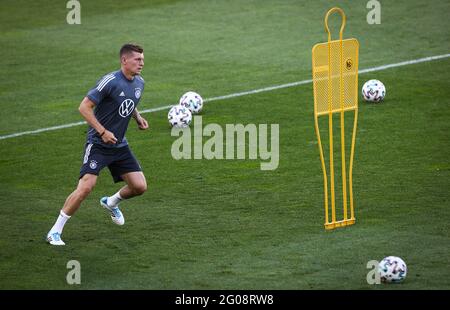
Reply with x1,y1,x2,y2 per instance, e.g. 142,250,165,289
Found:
0,0,449,289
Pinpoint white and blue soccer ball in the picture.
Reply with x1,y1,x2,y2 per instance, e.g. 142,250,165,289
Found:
362,79,386,103
168,105,192,128
179,91,203,114
378,256,407,283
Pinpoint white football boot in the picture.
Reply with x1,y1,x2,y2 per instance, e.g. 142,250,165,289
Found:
100,197,125,225
46,231,65,246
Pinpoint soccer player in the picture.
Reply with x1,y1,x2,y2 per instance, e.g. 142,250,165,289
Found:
46,44,149,245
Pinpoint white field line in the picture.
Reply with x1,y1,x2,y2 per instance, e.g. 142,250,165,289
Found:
1,53,449,141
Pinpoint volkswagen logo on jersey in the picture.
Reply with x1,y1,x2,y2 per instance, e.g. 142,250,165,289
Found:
135,88,141,99
119,99,135,117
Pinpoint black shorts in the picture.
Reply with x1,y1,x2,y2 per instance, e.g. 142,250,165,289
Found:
80,143,142,183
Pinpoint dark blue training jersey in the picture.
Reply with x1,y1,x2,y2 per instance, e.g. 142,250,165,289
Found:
86,70,145,148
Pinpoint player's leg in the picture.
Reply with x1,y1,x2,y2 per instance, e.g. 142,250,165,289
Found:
100,172,146,226
101,146,146,225
118,171,148,199
46,143,107,245
62,173,98,215
46,174,97,245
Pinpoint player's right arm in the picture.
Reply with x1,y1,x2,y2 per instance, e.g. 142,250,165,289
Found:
79,97,117,144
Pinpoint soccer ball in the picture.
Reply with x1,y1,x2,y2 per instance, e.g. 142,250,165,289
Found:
378,256,407,283
168,105,192,128
179,91,203,114
362,79,386,103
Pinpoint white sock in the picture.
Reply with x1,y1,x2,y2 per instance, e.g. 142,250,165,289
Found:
50,210,71,234
107,191,123,207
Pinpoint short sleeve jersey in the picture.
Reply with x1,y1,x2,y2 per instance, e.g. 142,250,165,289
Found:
86,70,145,148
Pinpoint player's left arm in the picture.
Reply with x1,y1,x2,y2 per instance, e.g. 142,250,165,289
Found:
132,108,149,130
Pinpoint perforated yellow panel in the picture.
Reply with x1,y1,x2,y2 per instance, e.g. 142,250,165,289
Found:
312,7,359,230
312,39,359,116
